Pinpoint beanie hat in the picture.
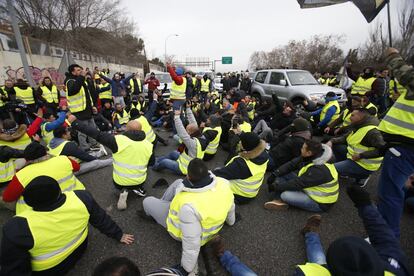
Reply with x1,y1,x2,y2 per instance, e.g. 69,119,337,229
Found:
22,176,61,208
327,236,384,276
291,118,311,132
24,142,47,160
240,132,260,151
175,67,184,76
326,91,336,98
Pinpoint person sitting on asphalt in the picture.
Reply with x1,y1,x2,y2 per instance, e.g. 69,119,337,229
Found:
223,115,252,163
48,125,112,176
2,141,84,214
267,118,312,171
214,132,269,205
294,186,410,276
200,114,223,161
327,107,385,187
265,140,338,212
142,159,235,275
0,176,134,276
112,103,130,132
67,114,154,210
152,104,209,175
309,92,340,135
0,145,24,186
40,109,67,145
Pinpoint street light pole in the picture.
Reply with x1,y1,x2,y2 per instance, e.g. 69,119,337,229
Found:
164,34,179,65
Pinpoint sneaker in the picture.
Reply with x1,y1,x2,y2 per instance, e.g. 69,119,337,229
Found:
264,199,289,210
90,145,101,151
117,190,128,210
132,186,146,197
301,214,322,235
208,236,225,258
265,143,270,150
100,144,108,156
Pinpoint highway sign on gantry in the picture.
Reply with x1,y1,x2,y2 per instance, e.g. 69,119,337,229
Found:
222,56,232,64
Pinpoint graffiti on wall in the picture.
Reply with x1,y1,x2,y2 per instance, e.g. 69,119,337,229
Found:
2,66,65,86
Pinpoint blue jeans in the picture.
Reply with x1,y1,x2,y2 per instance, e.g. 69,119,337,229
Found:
280,191,323,212
334,159,372,181
172,99,185,111
153,151,183,175
378,146,414,238
220,251,257,276
304,232,327,264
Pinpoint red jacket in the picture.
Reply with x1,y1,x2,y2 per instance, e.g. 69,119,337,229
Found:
144,77,160,91
167,66,184,85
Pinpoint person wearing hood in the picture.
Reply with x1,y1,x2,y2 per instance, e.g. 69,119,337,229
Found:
142,158,235,275
152,104,209,175
348,66,377,96
214,132,269,204
65,64,100,152
37,77,60,114
201,114,222,161
0,176,134,275
167,64,187,110
293,186,409,276
2,141,84,214
14,79,37,115
328,108,385,186
265,140,338,212
309,92,340,133
67,114,154,210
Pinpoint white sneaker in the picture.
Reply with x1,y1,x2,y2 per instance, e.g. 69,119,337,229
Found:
365,237,371,244
265,143,270,150
100,144,108,156
117,190,128,210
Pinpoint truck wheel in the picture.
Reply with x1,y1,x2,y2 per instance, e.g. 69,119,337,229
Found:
292,98,306,113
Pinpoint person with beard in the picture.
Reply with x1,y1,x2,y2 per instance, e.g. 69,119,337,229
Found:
14,79,37,119
348,66,377,96
37,77,60,115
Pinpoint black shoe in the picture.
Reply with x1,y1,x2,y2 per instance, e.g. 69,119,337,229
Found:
132,186,146,197
153,178,168,188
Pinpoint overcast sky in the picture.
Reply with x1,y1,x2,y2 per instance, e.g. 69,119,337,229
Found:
124,0,401,71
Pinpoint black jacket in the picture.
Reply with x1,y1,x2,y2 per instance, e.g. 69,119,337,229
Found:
0,190,123,276
240,78,252,92
269,135,307,168
64,73,93,120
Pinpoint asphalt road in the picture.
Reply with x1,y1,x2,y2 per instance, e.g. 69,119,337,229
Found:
1,130,413,275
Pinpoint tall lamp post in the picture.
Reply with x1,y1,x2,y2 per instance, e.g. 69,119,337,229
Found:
164,34,179,65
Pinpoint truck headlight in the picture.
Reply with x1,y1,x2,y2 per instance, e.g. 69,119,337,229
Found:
309,93,325,101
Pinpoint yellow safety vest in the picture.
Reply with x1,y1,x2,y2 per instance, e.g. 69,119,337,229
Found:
113,135,153,186
389,79,407,99
40,85,59,104
0,133,31,150
0,86,8,107
177,138,205,175
301,163,339,204
192,77,197,86
342,108,352,127
170,77,187,100
226,156,268,198
347,125,384,171
15,156,85,214
0,159,16,183
15,87,35,104
379,89,414,139
129,78,142,94
351,77,376,95
247,102,256,120
365,102,378,116
47,141,82,163
320,101,340,125
99,83,112,100
297,263,331,276
136,116,155,143
200,79,211,92
114,110,130,125
17,192,89,271
203,126,222,155
65,80,92,113
166,177,234,245
240,121,252,133
41,123,54,145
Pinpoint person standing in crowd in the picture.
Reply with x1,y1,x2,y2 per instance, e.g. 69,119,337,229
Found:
14,79,37,117
167,64,187,111
377,48,414,239
100,73,127,107
185,71,194,100
348,66,377,96
199,74,212,103
143,159,235,275
389,76,406,103
1,176,134,275
97,77,113,107
144,72,160,104
65,64,100,152
38,77,60,115
240,73,252,94
370,68,389,114
125,73,142,106
68,115,154,210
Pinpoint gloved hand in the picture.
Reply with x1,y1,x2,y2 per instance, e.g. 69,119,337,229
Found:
347,186,371,207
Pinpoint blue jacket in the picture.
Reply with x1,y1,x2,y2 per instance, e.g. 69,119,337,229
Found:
44,112,66,132
310,97,338,128
100,75,131,97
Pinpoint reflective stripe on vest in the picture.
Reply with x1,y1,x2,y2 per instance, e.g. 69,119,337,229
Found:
129,78,142,94
40,85,59,103
203,126,222,155
346,125,384,171
0,160,16,182
351,77,376,95
41,123,54,145
226,155,268,198
99,83,112,100
297,263,331,276
320,100,340,125
166,177,234,245
15,156,85,214
342,108,352,127
17,192,89,271
200,79,211,92
177,138,204,175
115,110,130,125
136,116,156,143
15,87,35,104
365,102,378,116
0,133,31,150
112,135,153,186
66,80,91,113
379,90,414,139
170,77,187,100
48,141,68,156
389,79,407,98
301,163,339,204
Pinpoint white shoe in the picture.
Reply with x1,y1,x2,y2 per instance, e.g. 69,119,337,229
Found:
364,237,371,244
265,143,270,150
117,190,128,210
100,144,108,156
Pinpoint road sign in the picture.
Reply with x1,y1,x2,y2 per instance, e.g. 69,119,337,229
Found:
222,56,232,64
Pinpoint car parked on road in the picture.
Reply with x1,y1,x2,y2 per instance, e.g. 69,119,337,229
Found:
143,72,172,99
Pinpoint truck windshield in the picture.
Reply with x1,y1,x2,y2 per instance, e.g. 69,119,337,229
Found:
287,71,318,86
